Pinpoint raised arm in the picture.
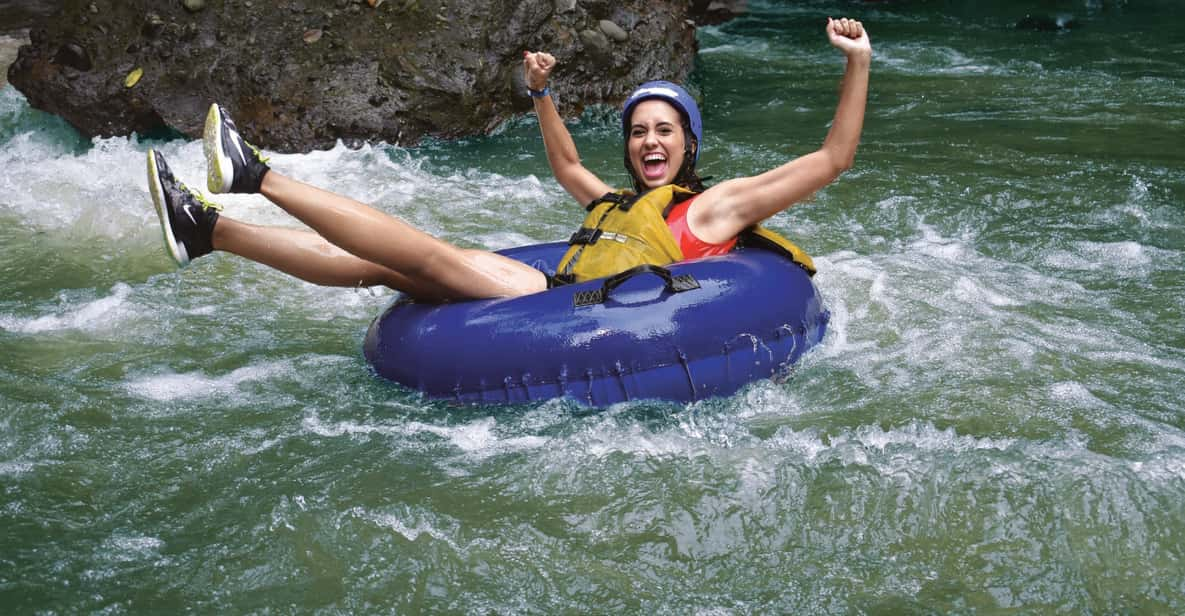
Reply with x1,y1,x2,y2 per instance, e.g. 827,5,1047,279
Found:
524,51,613,206
690,18,872,243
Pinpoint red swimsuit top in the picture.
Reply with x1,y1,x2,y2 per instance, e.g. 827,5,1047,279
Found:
665,195,738,259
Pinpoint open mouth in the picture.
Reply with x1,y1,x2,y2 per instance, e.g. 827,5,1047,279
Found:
641,151,668,180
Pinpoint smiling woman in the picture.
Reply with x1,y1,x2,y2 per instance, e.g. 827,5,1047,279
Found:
629,99,688,185
621,81,705,191
526,16,871,267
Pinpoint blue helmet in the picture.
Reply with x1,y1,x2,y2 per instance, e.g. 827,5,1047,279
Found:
621,80,703,163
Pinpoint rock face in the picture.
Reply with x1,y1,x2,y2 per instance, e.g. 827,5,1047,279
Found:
6,0,723,152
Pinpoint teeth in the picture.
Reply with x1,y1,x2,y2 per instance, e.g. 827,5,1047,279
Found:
644,153,666,162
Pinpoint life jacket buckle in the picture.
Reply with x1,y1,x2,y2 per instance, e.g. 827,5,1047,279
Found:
568,227,603,245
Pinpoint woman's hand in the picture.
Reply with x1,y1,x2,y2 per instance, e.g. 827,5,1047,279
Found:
690,18,872,242
827,17,871,59
523,51,556,91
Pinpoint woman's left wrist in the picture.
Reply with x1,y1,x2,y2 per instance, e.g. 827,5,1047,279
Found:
528,85,550,98
846,49,872,65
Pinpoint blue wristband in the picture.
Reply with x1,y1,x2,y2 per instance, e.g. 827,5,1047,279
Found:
528,86,550,98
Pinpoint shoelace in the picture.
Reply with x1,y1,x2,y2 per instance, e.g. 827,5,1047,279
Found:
179,182,224,212
247,142,271,166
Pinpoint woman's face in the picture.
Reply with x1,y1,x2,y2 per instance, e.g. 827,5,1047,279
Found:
626,100,690,189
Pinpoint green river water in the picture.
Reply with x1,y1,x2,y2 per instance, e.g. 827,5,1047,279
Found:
2,1,1184,612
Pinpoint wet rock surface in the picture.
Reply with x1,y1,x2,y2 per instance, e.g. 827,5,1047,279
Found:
6,0,738,151
0,0,60,34
0,0,57,85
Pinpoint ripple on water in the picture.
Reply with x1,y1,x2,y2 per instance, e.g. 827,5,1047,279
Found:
301,411,551,460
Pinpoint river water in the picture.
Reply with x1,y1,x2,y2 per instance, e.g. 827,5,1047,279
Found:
3,1,1183,612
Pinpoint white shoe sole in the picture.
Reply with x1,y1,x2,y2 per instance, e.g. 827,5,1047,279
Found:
204,103,235,194
147,150,190,267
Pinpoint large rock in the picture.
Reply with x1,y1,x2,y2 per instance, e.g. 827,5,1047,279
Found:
7,0,713,152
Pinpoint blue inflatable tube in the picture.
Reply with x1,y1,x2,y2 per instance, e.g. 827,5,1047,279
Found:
363,242,829,406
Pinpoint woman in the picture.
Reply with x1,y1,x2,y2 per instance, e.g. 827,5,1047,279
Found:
147,18,869,301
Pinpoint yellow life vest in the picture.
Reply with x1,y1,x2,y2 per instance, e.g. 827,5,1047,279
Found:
554,184,816,284
737,225,817,276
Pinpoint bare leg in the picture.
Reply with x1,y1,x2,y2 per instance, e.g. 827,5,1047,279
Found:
258,171,547,300
212,217,464,299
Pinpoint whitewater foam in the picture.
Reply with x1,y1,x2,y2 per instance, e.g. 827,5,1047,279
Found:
125,361,295,402
0,283,135,334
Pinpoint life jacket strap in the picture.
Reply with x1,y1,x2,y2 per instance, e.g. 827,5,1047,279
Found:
584,191,631,212
661,189,699,219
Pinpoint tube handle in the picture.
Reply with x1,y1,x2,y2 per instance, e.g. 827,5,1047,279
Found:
573,265,700,307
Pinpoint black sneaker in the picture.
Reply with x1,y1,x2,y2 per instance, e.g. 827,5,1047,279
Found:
147,149,221,267
204,103,270,194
